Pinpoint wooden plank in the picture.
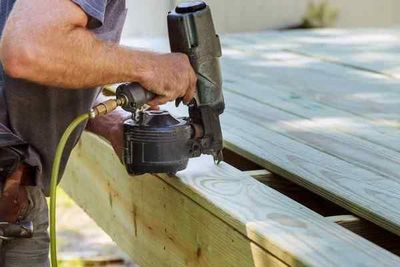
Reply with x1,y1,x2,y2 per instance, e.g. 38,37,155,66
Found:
244,170,348,217
244,169,272,180
282,29,400,79
220,106,400,236
61,132,400,266
219,33,400,237
62,133,284,267
326,215,400,256
326,215,360,224
221,42,400,124
223,28,400,78
221,65,400,149
224,90,400,184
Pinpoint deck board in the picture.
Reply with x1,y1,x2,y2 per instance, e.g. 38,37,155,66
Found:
222,69,400,152
62,133,400,266
225,28,400,78
222,40,400,123
221,91,400,235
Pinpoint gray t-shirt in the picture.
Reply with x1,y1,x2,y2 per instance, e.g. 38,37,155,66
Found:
0,0,127,195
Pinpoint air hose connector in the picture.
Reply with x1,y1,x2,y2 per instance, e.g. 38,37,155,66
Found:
89,98,126,119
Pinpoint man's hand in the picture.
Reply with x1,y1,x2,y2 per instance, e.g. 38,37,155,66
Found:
142,53,197,106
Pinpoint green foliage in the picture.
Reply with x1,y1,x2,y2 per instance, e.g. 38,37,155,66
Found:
58,260,85,267
301,1,339,28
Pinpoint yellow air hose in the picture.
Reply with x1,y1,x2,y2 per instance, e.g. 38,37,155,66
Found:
49,113,90,267
49,97,124,267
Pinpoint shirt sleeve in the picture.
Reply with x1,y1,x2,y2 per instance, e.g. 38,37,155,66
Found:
71,0,107,29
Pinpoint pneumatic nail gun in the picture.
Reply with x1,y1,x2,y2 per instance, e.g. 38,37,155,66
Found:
116,1,224,174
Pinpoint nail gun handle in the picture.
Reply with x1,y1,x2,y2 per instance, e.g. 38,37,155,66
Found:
116,82,155,113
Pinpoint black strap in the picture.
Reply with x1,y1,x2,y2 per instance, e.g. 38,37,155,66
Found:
0,148,22,183
0,124,26,149
0,124,28,182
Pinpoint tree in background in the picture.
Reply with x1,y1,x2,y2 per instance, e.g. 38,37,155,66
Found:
300,1,339,28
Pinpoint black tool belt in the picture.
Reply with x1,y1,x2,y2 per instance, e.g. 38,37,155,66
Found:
0,124,33,239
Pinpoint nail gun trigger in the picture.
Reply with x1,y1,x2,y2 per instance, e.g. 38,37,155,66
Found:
214,150,223,165
175,98,182,107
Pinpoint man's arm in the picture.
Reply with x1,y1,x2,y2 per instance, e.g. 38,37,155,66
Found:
0,0,197,105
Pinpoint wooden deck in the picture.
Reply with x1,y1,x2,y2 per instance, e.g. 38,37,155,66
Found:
62,28,400,266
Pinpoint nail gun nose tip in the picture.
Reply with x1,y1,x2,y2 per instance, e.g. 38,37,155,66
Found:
214,151,223,165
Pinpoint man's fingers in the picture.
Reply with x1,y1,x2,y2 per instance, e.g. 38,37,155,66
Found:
147,95,170,106
183,87,195,104
147,98,159,107
155,96,171,105
149,105,160,110
142,53,198,106
183,74,197,104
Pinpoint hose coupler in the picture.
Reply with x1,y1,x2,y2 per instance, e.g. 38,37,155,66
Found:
90,98,125,119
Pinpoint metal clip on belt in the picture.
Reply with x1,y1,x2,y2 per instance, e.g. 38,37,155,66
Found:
0,221,33,240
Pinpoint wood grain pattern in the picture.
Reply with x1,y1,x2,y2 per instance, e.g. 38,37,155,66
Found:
62,132,400,266
62,133,285,267
216,33,400,236
221,42,400,123
223,111,400,233
224,29,400,78
221,66,400,151
224,90,400,181
282,29,400,79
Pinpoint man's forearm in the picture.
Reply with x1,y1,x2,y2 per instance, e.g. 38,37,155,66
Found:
0,0,156,89
6,33,156,89
0,0,196,105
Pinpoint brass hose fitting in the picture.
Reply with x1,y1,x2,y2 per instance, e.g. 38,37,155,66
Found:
90,98,126,119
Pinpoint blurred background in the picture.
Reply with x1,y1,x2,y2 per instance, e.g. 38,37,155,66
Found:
122,0,400,38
